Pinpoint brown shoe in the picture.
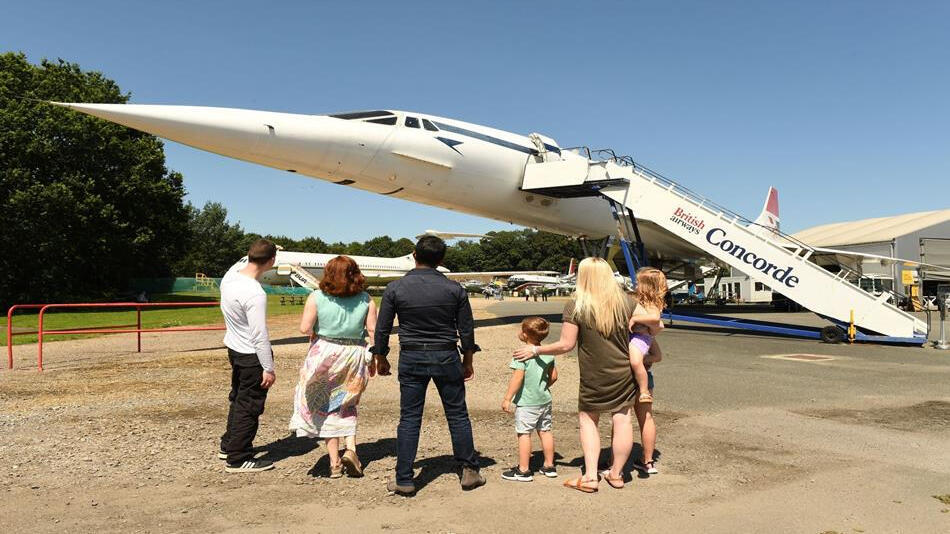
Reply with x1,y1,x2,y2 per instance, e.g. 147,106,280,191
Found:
460,466,486,491
386,478,416,496
341,449,363,478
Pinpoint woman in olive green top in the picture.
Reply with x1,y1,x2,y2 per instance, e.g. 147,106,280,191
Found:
513,257,643,492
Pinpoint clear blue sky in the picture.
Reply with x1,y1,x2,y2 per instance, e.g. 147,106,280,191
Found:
4,1,948,242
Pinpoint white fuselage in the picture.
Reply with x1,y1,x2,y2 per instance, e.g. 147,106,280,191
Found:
58,103,705,263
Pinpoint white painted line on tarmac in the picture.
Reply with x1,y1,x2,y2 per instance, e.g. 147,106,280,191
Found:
762,353,836,363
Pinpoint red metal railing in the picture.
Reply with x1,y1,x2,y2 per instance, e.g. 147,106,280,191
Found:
7,302,226,371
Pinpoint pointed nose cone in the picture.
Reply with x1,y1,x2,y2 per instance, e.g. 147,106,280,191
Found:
53,102,286,162
51,102,388,180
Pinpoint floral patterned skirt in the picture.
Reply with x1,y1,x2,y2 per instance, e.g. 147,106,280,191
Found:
288,339,371,438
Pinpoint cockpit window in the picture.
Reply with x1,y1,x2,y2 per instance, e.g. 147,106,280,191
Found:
367,116,397,125
329,110,393,120
422,118,438,131
405,116,420,128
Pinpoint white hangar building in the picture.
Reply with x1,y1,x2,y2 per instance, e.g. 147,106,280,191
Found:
792,209,950,299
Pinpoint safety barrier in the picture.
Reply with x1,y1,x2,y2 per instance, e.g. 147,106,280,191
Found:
6,302,226,371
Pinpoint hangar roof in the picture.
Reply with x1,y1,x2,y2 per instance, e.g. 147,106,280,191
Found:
792,209,950,247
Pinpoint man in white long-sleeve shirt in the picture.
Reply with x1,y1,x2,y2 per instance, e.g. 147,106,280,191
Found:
219,239,277,473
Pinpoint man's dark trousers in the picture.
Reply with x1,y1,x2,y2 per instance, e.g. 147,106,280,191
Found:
396,349,478,486
221,348,268,464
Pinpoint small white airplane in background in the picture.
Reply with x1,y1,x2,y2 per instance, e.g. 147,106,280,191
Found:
507,258,577,290
227,250,443,286
226,229,561,287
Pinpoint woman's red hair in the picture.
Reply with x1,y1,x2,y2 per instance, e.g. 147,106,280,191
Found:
319,256,366,297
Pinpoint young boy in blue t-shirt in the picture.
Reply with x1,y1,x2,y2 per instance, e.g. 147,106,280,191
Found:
501,317,558,482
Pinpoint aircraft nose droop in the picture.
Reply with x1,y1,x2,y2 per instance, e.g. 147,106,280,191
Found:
52,102,386,181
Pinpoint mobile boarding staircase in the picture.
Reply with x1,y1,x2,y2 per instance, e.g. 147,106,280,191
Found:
521,145,929,344
275,263,320,291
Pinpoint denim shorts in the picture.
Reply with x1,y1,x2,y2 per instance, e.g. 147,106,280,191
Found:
648,370,655,391
514,402,553,434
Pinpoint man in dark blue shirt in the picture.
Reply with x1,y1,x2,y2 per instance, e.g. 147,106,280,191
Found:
373,236,484,495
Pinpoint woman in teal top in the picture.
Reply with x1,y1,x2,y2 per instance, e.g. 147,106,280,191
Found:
288,256,378,479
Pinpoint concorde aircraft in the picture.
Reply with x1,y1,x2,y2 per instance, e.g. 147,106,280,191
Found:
53,104,719,277
53,102,933,339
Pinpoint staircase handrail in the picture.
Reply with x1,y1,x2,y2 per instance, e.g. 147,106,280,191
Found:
569,145,914,310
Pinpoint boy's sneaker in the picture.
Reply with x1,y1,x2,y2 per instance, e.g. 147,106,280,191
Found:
501,467,534,482
539,465,557,478
633,460,658,475
225,459,274,473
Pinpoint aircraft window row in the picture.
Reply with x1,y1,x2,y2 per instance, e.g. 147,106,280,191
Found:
367,116,397,125
404,116,440,131
329,110,393,120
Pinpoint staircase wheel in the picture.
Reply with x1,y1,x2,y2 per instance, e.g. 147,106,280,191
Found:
820,325,845,344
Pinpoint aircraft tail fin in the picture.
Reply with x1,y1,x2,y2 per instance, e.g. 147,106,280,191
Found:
753,187,780,233
567,257,577,276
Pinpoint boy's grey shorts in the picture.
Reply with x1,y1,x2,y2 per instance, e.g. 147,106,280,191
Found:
514,402,553,434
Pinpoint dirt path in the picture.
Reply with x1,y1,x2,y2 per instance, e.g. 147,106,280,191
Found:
2,302,949,533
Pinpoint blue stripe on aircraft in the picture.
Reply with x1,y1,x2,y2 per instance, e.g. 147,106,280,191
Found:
432,121,537,155
436,136,464,155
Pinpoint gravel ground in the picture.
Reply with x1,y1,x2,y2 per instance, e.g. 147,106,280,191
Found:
2,298,949,533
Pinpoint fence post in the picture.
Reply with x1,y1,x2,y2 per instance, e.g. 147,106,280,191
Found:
6,305,14,370
137,306,142,353
37,305,48,372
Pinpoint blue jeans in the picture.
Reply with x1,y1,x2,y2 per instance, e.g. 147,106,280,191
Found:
396,349,478,485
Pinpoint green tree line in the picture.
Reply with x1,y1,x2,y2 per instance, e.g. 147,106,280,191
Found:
177,202,581,277
1,52,188,309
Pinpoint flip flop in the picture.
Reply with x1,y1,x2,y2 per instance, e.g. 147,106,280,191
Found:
563,477,598,493
599,470,624,489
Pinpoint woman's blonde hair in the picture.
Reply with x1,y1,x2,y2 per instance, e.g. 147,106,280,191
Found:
573,257,629,337
634,267,668,312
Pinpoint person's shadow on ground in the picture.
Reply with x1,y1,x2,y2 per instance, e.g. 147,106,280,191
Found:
307,437,397,478
256,433,322,464
410,451,497,492
563,444,662,481
526,450,566,471
307,438,496,490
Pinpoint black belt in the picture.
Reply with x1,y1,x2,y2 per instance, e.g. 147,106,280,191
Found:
400,343,458,352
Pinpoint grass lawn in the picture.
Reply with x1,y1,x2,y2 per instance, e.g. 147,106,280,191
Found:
2,293,309,346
